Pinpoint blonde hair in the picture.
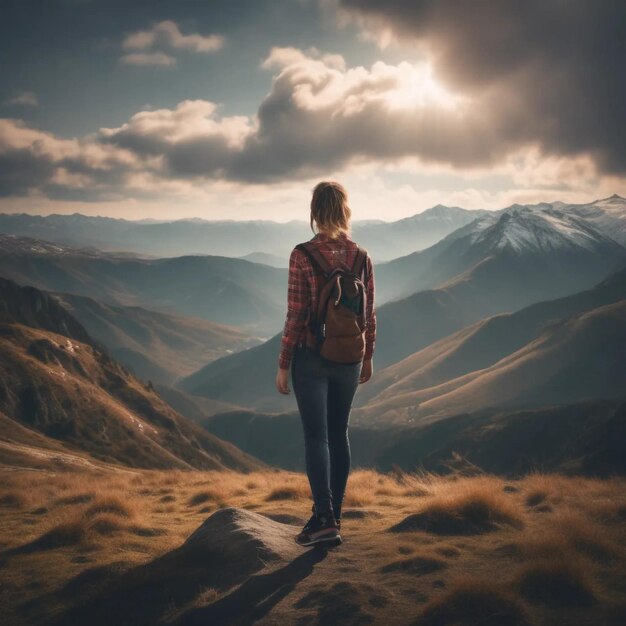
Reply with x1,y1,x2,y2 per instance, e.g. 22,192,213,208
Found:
310,181,352,239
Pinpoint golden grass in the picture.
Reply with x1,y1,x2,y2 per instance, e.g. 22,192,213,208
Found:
84,496,135,519
1,468,625,626
514,554,596,606
389,476,524,534
417,578,531,626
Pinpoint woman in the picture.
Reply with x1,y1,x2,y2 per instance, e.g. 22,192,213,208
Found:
276,181,376,547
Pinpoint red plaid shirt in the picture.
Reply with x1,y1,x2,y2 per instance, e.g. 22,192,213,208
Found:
278,231,376,369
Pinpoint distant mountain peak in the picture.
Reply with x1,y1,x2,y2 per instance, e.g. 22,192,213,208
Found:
471,205,615,254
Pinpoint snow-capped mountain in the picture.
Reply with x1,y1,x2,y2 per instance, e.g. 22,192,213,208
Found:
565,194,626,245
376,199,626,304
469,205,620,255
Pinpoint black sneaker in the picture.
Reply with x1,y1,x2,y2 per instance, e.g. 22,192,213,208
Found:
295,506,341,547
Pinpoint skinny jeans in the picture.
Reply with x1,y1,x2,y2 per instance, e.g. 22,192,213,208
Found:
291,345,362,518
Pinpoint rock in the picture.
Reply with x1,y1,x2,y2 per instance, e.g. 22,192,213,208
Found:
183,507,302,563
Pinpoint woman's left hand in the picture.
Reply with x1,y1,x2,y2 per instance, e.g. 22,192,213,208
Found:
359,358,373,384
276,367,291,394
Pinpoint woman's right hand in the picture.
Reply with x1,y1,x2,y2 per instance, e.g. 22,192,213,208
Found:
276,367,291,394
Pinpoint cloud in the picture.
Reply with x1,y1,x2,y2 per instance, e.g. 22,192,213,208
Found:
121,20,225,54
4,91,39,107
1,46,625,203
327,0,626,176
119,52,177,67
101,47,503,184
0,118,141,200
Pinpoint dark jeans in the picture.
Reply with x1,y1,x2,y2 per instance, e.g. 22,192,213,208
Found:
291,345,362,519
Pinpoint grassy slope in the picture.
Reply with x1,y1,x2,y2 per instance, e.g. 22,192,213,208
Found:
55,292,257,385
0,468,624,626
358,300,626,425
358,267,626,406
0,323,265,472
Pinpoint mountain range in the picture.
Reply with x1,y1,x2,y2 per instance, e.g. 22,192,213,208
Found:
175,201,626,412
1,194,626,477
0,204,489,261
0,235,287,334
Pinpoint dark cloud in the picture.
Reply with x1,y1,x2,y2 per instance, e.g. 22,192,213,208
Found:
0,148,56,197
2,0,626,204
335,0,626,175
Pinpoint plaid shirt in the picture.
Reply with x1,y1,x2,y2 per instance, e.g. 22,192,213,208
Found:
278,231,376,370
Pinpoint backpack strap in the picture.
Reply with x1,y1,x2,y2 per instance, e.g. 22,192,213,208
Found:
352,246,369,284
295,241,333,276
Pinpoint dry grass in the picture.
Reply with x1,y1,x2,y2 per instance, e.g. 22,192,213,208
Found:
84,496,135,519
515,555,596,606
389,476,524,534
0,468,625,626
416,578,531,626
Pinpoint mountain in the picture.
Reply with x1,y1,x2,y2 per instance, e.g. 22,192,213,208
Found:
0,235,287,334
375,203,626,303
369,399,626,476
0,276,94,346
240,251,289,268
356,299,626,426
360,267,626,404
1,197,624,265
177,333,298,413
155,384,245,421
199,399,626,477
54,292,258,385
372,207,626,367
565,193,626,245
0,205,488,261
351,205,489,260
0,278,265,471
175,208,625,412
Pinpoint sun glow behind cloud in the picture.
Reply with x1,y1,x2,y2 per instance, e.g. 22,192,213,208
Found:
1,2,625,220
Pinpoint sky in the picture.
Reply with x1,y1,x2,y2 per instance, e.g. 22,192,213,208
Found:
1,0,625,222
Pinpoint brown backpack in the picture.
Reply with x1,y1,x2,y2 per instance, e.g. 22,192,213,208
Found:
295,241,369,364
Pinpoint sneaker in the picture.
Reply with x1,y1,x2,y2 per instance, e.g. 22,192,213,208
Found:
295,505,341,547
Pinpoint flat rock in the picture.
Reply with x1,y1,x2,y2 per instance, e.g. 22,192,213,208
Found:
183,507,302,563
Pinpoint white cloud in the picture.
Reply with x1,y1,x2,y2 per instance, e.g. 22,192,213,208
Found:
122,20,225,54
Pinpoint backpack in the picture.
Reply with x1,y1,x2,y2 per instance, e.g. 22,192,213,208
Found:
295,241,369,364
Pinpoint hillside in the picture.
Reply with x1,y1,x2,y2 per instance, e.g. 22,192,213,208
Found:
359,267,626,404
177,333,298,413
0,278,264,472
179,266,626,413
199,398,626,477
54,292,257,385
0,235,287,333
358,300,626,425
